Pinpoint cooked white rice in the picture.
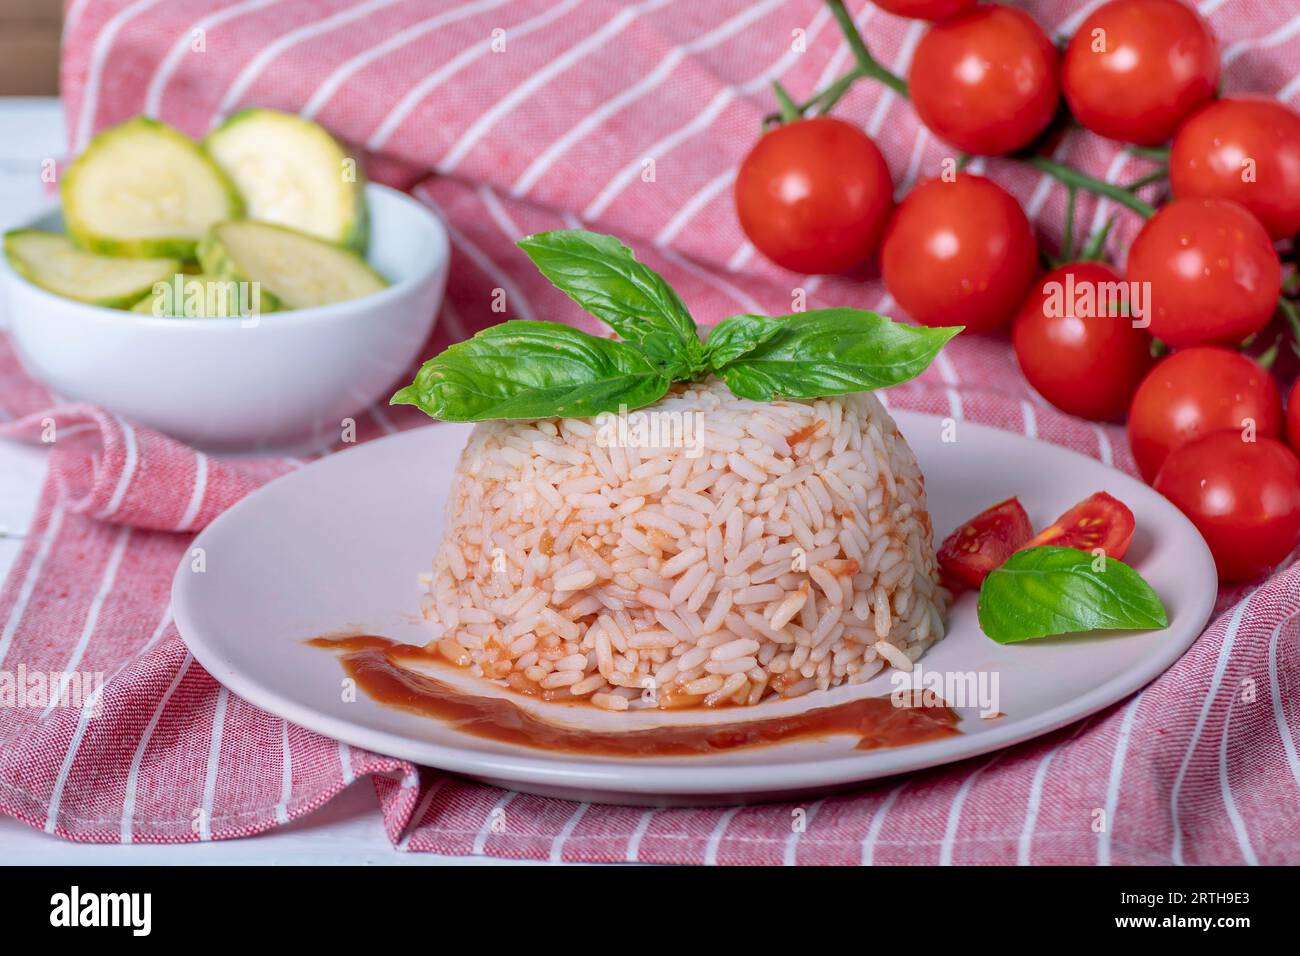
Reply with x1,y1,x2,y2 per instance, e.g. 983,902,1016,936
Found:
418,378,947,711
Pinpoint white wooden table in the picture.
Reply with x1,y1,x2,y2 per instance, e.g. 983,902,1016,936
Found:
0,97,547,865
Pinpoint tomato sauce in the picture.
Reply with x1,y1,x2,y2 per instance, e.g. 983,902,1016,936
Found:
308,635,960,756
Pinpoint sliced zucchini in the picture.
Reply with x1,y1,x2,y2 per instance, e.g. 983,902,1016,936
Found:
198,220,387,309
61,117,242,260
129,272,269,318
204,108,368,253
4,229,180,308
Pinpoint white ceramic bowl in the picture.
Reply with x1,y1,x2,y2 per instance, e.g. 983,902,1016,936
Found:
1,183,448,454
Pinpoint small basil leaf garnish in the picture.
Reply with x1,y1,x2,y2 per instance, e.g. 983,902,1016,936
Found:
709,308,963,401
391,320,670,422
976,546,1169,644
703,313,786,369
516,229,703,377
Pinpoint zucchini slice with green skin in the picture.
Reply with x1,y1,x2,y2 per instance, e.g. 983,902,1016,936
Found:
130,272,272,318
61,117,242,261
4,229,181,308
198,220,387,309
204,108,369,253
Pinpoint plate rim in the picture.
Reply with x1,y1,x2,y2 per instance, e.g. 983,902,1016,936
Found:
171,413,1218,795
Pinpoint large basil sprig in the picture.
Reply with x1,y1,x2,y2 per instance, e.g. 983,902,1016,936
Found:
705,309,961,401
391,321,669,421
516,230,705,379
977,546,1168,644
393,229,963,421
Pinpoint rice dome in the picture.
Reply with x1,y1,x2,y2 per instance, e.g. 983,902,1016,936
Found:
420,378,947,711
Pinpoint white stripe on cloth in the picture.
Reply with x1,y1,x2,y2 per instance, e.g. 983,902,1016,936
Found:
548,802,590,863
121,651,195,843
477,183,525,241
510,0,787,198
1170,592,1254,864
275,720,293,825
72,0,169,150
143,0,279,117
43,680,108,834
43,525,132,718
100,415,139,520
1223,11,1300,67
198,685,230,841
0,505,65,666
212,0,406,125
1018,716,1095,864
866,21,925,139
471,791,515,855
1098,692,1145,865
439,0,674,175
367,0,582,151
177,451,208,531
655,168,735,246
860,779,908,865
397,775,448,851
1218,689,1258,865
938,751,1004,865
301,0,511,119
417,186,538,323
658,246,762,314
338,740,354,786
783,798,823,866
1020,400,1038,440
625,807,656,862
703,805,742,865
1268,613,1300,788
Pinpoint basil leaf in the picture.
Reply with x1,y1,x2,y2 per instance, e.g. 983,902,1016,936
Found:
710,309,962,401
977,546,1168,644
703,313,785,369
516,230,703,376
390,320,670,422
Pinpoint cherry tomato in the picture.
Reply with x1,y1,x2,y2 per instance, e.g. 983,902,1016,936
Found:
1125,198,1281,348
734,117,893,274
1012,262,1155,421
1023,492,1136,560
1154,432,1300,582
871,0,978,21
1289,378,1300,453
937,496,1033,590
1170,97,1300,241
1061,0,1219,146
1127,346,1282,482
881,174,1037,333
908,5,1060,155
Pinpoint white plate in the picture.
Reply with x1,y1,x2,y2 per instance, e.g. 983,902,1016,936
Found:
172,413,1217,805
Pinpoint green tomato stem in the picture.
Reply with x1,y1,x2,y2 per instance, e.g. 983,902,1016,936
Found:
825,0,909,97
1125,167,1169,192
1026,155,1157,218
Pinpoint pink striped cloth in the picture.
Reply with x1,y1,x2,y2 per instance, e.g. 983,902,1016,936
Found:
0,0,1296,863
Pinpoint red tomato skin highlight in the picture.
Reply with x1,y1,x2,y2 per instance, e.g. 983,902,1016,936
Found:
870,0,978,20
1127,346,1283,483
1023,491,1137,561
1125,198,1282,348
1170,97,1300,241
937,496,1033,590
1062,0,1220,146
734,117,894,274
881,174,1037,333
1154,433,1300,582
1012,262,1155,421
908,5,1060,155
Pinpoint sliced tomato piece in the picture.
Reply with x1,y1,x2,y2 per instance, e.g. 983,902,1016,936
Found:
937,497,1033,591
1023,491,1135,560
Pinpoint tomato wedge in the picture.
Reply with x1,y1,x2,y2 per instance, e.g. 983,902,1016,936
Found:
1023,492,1135,560
937,497,1033,591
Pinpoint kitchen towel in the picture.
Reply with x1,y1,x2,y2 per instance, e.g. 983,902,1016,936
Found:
0,0,1296,862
